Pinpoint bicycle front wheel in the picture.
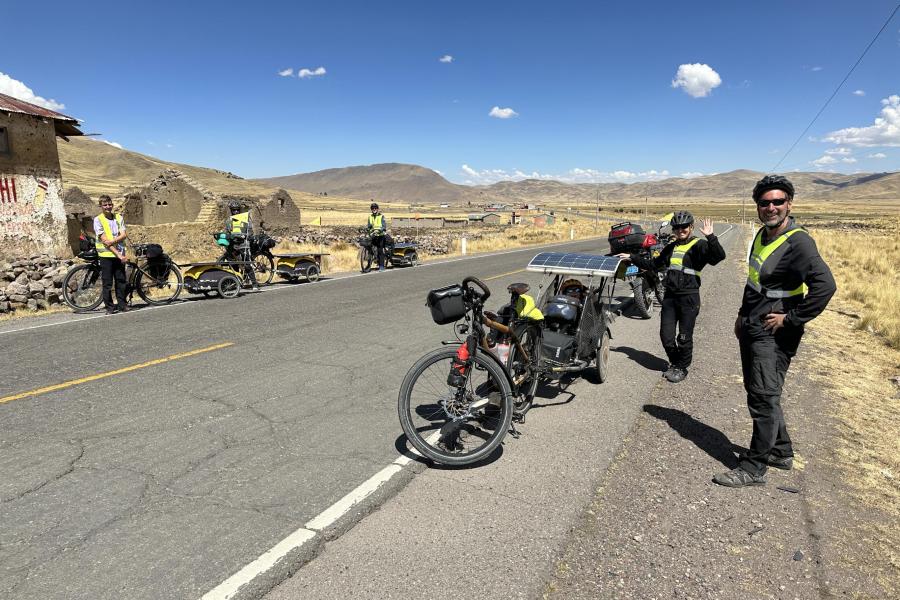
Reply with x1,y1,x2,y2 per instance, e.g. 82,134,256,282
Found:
62,263,103,311
359,246,373,273
398,347,513,466
136,263,183,305
507,323,542,416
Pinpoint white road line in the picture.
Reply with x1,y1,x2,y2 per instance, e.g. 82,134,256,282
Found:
200,527,317,600
305,463,403,531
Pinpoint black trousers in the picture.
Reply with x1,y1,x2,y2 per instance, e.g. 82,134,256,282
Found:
660,293,700,369
738,326,803,475
371,235,386,268
99,256,127,309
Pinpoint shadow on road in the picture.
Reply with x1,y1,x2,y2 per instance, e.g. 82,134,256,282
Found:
613,346,668,372
394,433,504,470
642,404,743,468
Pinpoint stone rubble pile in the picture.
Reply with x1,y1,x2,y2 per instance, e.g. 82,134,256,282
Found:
0,255,74,313
284,226,497,255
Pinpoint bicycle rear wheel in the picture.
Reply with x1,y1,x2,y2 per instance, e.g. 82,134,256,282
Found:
398,347,513,466
253,253,275,285
62,263,103,311
136,263,183,305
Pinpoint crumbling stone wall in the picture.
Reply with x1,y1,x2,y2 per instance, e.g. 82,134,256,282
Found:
123,172,205,225
259,188,301,228
0,113,69,259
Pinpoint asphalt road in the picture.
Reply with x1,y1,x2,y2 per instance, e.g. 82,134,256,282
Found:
0,228,733,599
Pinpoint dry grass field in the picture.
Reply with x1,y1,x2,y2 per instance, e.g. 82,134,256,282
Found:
797,216,900,589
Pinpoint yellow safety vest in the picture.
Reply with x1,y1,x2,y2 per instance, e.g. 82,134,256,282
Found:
746,227,808,298
230,211,250,234
515,294,544,321
667,238,701,277
368,213,385,233
95,213,124,258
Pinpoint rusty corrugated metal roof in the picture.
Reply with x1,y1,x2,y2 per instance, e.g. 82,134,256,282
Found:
0,92,84,138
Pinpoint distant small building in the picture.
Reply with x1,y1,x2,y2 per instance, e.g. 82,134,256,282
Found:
531,213,556,227
467,213,503,225
0,92,83,258
484,203,507,212
439,203,450,208
392,217,444,229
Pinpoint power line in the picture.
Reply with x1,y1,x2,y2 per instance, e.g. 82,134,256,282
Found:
771,2,900,172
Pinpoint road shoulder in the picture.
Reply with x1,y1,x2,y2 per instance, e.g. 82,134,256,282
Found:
544,227,894,599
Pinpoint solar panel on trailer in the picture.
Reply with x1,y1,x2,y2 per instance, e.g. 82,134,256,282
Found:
526,252,622,276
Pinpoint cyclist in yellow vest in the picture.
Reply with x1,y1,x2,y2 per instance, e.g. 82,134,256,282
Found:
616,211,725,382
225,201,259,290
367,202,389,272
93,195,129,314
714,175,836,488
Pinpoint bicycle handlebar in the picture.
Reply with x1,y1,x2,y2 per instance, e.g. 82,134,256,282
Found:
462,276,491,302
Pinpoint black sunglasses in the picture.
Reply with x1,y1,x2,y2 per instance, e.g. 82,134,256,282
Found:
672,223,691,230
756,198,788,208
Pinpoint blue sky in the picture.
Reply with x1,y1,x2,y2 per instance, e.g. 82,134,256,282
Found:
3,0,899,184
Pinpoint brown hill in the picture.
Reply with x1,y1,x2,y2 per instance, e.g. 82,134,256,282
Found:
255,163,479,205
59,139,900,207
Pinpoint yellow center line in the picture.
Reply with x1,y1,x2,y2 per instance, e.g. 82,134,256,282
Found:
0,342,234,405
484,268,526,281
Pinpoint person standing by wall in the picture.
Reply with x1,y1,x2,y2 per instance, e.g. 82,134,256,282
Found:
94,195,128,314
714,175,837,488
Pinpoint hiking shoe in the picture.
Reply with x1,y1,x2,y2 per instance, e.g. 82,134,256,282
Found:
713,467,767,488
767,455,793,470
665,367,687,383
662,366,675,378
105,308,117,315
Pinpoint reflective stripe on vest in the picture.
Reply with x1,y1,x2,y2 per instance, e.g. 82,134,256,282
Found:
368,213,384,231
96,214,124,258
746,228,808,298
667,238,701,277
230,212,250,234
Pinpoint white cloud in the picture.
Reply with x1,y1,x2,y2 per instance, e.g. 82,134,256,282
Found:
869,152,887,159
0,72,66,111
822,94,900,146
671,63,722,98
459,165,672,185
101,140,123,149
841,157,857,163
439,55,454,63
811,155,838,166
489,106,518,119
825,147,852,156
811,66,824,72
278,68,294,77
853,89,865,96
680,172,704,178
298,67,327,79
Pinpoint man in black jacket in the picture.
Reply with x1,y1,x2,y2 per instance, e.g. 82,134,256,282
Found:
617,211,726,382
713,175,836,488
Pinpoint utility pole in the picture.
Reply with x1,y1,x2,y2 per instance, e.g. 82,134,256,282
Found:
595,185,601,229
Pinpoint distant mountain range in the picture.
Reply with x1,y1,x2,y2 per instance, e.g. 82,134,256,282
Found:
58,138,900,206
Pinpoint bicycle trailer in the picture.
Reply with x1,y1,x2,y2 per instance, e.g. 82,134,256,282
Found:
390,242,418,267
274,253,327,282
181,262,245,298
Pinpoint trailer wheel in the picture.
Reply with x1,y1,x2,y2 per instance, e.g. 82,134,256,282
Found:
218,274,241,299
305,264,321,282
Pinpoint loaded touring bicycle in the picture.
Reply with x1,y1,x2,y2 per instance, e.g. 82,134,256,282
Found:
397,252,623,466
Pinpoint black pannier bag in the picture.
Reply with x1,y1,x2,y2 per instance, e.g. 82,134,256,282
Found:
544,295,580,323
542,329,577,364
78,234,95,252
427,284,467,324
144,243,164,259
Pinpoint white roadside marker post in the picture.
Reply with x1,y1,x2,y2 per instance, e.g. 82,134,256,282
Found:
461,236,467,255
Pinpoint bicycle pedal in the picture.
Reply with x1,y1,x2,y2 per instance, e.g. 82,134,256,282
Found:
508,423,521,438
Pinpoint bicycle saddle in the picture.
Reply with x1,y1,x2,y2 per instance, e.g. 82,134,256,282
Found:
507,282,530,295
